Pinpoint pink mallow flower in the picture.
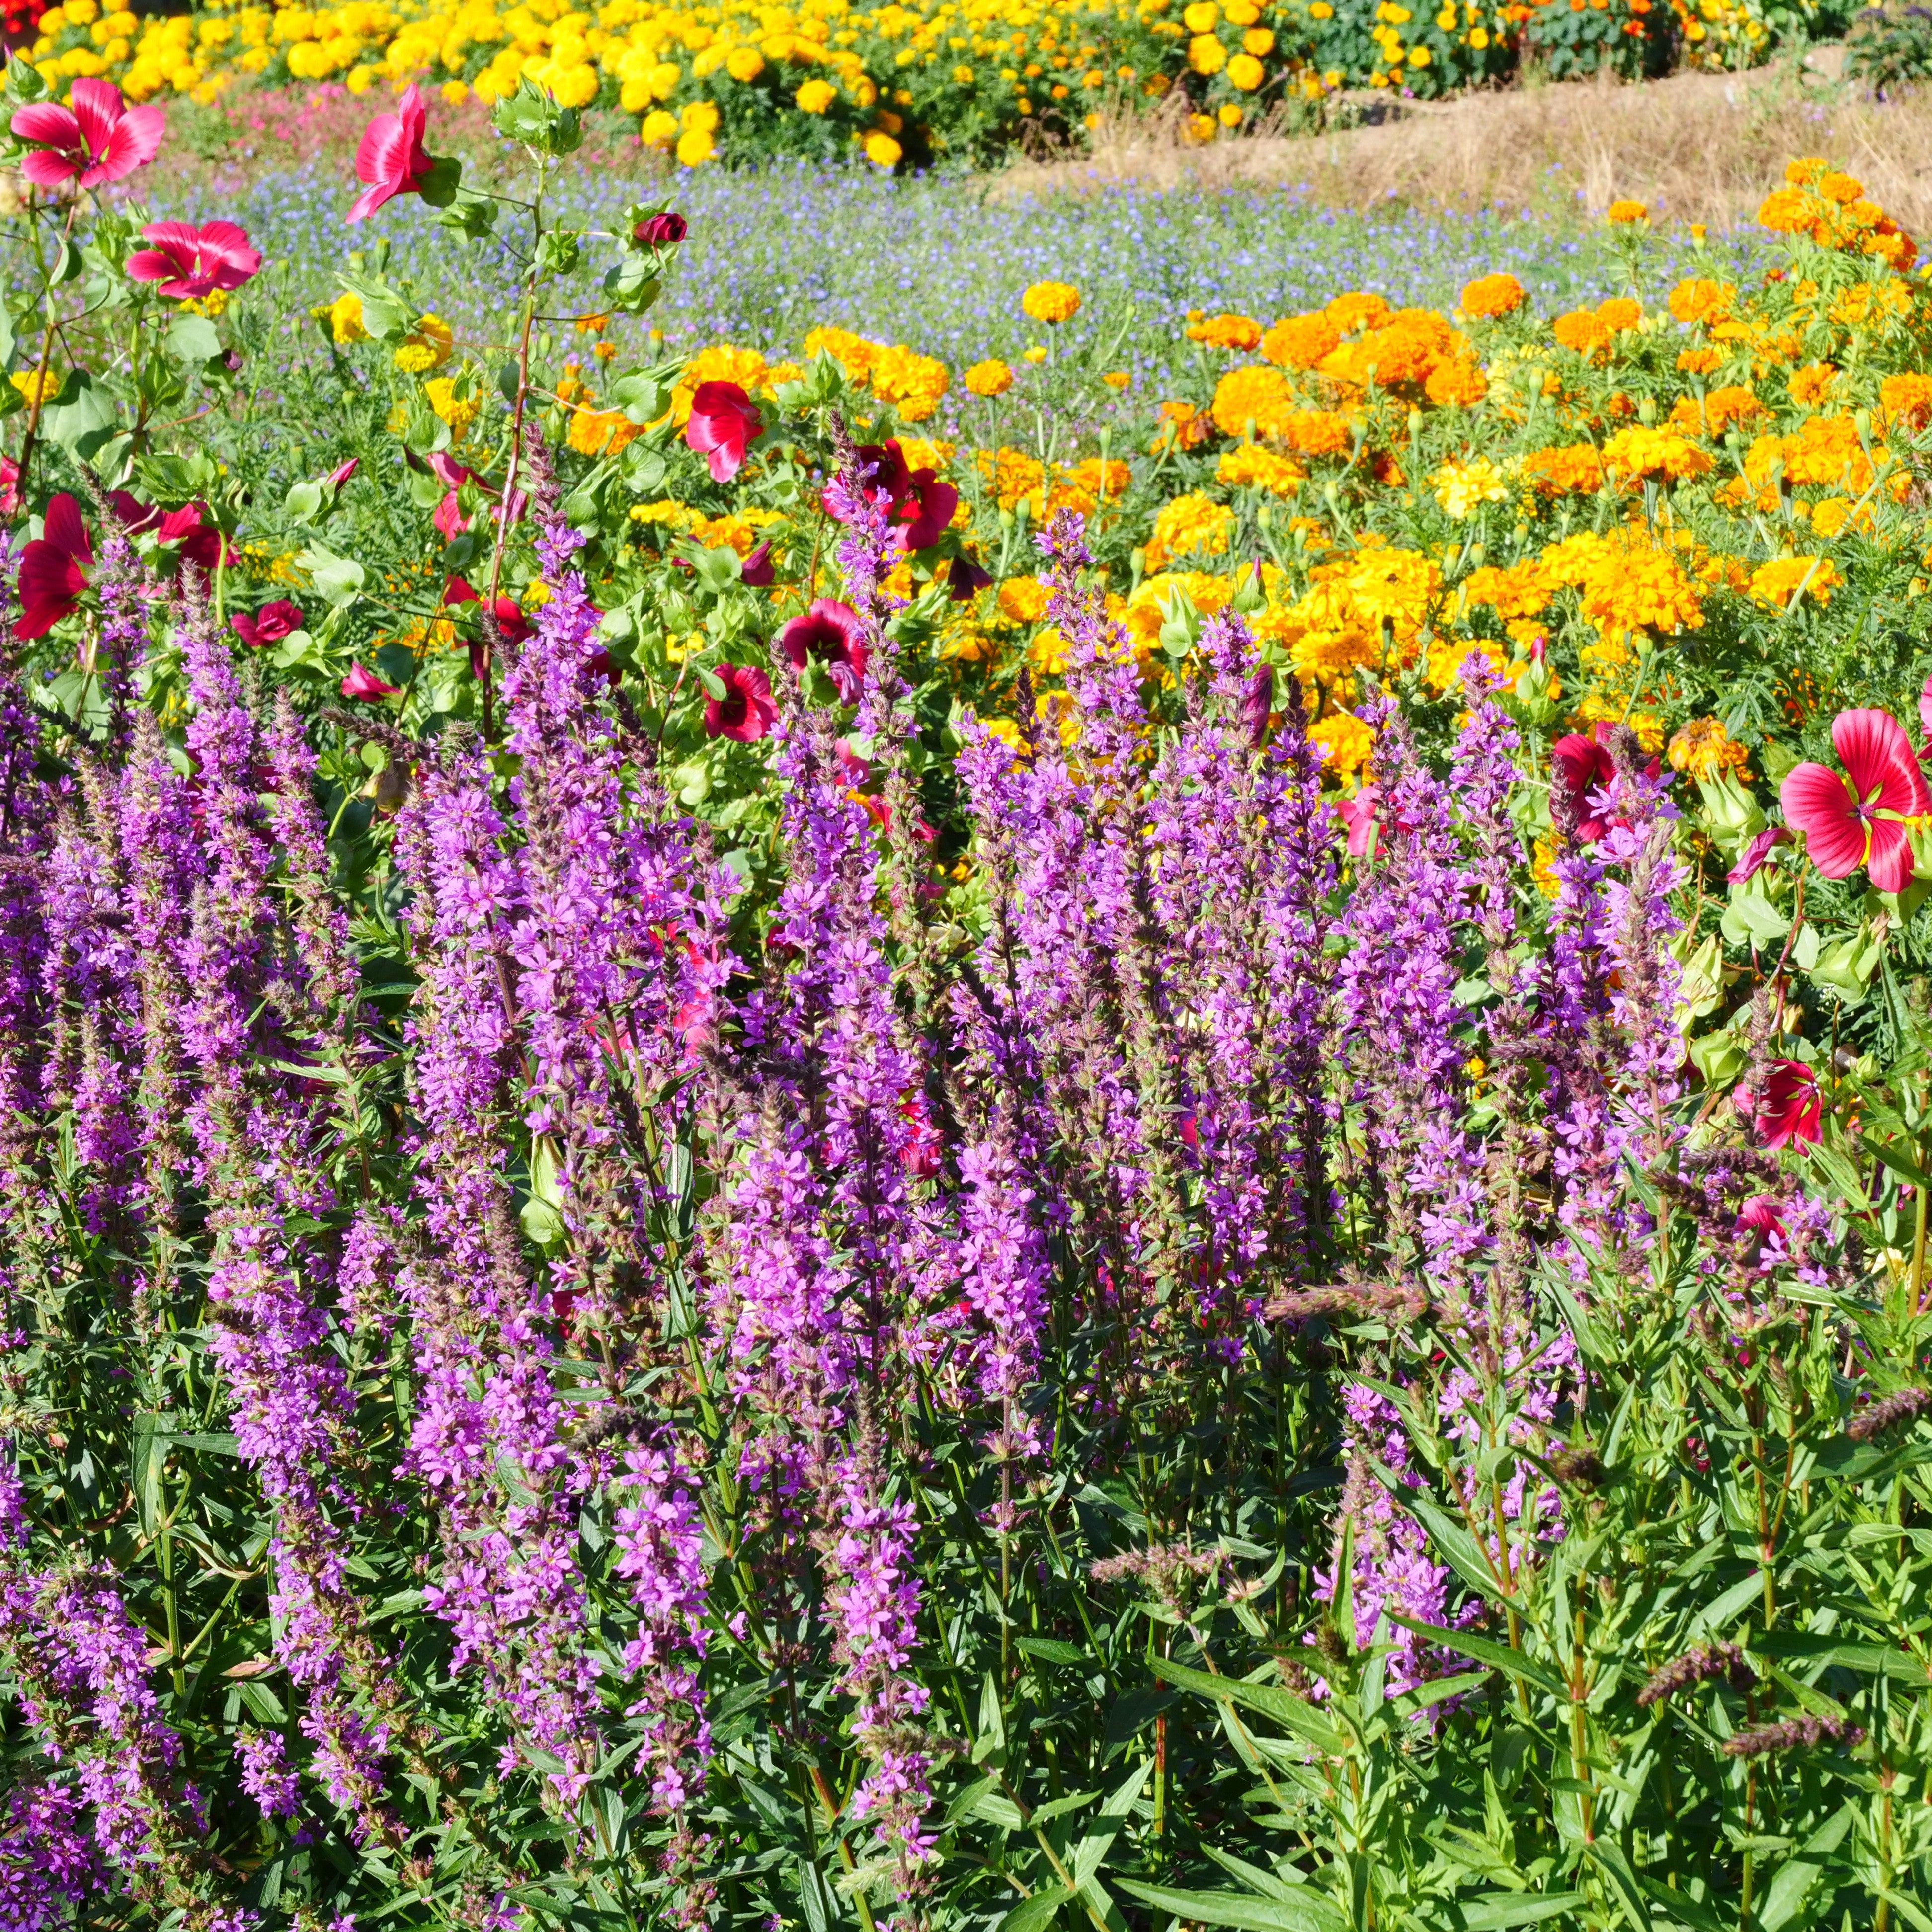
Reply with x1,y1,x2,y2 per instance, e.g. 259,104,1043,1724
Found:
1780,707,1931,895
684,381,762,483
124,220,261,300
10,79,164,190
1753,1060,1822,1151
348,83,436,221
340,661,400,701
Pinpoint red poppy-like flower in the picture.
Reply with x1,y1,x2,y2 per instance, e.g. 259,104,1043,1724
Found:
106,489,161,535
1552,731,1617,845
635,211,687,245
433,492,467,539
1780,708,1931,895
1737,1194,1786,1238
853,440,957,549
348,83,435,222
340,661,400,701
158,501,232,573
947,554,992,602
125,220,261,300
1337,785,1380,858
231,599,306,648
442,573,531,643
1754,1060,1822,1150
741,540,776,588
776,598,868,696
685,381,762,483
1919,672,1932,758
11,79,164,190
704,663,776,743
427,451,477,491
15,493,92,640
1727,824,1790,884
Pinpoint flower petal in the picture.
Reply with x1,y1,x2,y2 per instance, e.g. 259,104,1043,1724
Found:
1833,707,1930,816
1867,819,1917,894
1780,762,1867,877
68,79,127,160
9,102,79,150
18,149,78,187
42,493,92,568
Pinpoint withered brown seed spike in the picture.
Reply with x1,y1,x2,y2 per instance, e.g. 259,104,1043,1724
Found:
1846,1386,1932,1443
1636,1640,1755,1708
1722,1712,1864,1758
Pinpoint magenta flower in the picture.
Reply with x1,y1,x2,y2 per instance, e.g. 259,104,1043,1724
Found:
15,492,92,640
1780,708,1931,895
124,219,260,299
1336,785,1380,858
685,381,762,483
635,210,687,244
1727,824,1789,884
741,540,776,588
157,501,232,572
1754,1060,1822,1150
1551,730,1617,844
947,554,992,602
340,661,400,701
230,599,305,648
348,82,435,221
10,79,164,189
776,599,868,696
704,663,777,743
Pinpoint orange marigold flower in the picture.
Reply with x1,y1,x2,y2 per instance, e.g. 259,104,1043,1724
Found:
1819,170,1864,205
1324,290,1393,333
1758,186,1816,236
1553,309,1611,356
1425,358,1488,406
1788,363,1837,407
1284,408,1355,457
1596,296,1642,332
1187,312,1264,351
1668,384,1763,436
1260,311,1342,369
1210,363,1298,440
1607,198,1649,224
1677,347,1722,374
1668,277,1734,325
1668,716,1750,783
1459,272,1526,318
1749,554,1842,607
1881,370,1932,432
1601,425,1714,483
1522,443,1606,494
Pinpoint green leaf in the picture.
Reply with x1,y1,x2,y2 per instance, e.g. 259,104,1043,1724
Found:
282,480,324,524
1753,1631,1932,1684
1116,1880,1348,1932
1583,1841,1650,1932
1030,1789,1100,1826
1383,1616,1567,1698
41,370,116,459
164,313,222,365
295,544,366,608
997,1887,1069,1932
1457,1896,1589,1931
1150,1655,1348,1756
1016,1636,1086,1665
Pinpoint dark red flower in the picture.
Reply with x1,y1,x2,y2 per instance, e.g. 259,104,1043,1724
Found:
776,598,868,697
340,660,400,701
635,210,687,245
1243,664,1274,748
11,79,164,190
348,82,435,222
740,540,776,588
107,489,161,535
704,663,777,743
853,440,957,549
1781,707,1931,896
685,381,762,483
158,501,232,572
947,554,992,602
1754,1060,1822,1151
230,599,305,647
1552,731,1618,845
125,219,261,299
15,492,92,640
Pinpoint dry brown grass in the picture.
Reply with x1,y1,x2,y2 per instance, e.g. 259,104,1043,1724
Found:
992,62,1932,231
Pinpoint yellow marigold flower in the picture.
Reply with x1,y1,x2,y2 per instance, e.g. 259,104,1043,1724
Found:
979,445,1047,509
1600,426,1713,484
441,79,468,106
725,45,765,81
1308,710,1374,781
1186,312,1263,351
1749,555,1842,608
1578,536,1704,643
1022,345,1048,364
1216,443,1304,494
1144,490,1234,570
676,127,716,166
1459,272,1525,319
1431,456,1509,518
997,576,1051,624
1226,51,1264,88
423,377,480,438
795,78,835,112
1022,281,1082,325
1101,370,1131,389
642,109,679,147
863,129,901,167
567,405,640,456
1606,198,1648,223
1188,31,1226,73
1668,716,1751,783
964,359,1013,398
326,291,367,344
8,368,56,408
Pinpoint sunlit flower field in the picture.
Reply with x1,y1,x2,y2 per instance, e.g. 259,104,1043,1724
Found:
5,56,1932,1932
